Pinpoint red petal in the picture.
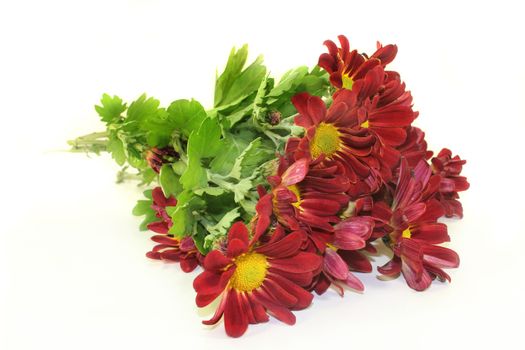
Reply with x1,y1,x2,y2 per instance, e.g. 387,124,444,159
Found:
377,257,402,276
202,292,227,325
203,250,231,272
224,290,249,338
281,158,310,186
411,223,450,244
256,230,303,258
323,248,349,280
344,271,364,291
227,238,248,258
147,221,170,234
270,252,321,273
228,221,249,246
266,273,313,310
252,290,296,325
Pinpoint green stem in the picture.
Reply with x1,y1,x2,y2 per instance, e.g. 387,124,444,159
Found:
68,131,109,154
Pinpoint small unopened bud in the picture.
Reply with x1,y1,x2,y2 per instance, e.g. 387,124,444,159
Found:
267,110,281,125
146,146,179,173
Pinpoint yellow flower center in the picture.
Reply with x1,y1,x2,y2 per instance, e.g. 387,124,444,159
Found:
360,120,369,128
342,73,354,90
287,184,302,208
230,252,268,292
326,243,338,251
402,228,412,239
310,123,342,159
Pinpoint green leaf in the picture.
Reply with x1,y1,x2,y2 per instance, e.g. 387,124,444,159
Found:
219,55,266,108
214,45,267,110
267,66,308,99
180,117,222,190
193,187,225,196
167,99,207,138
107,133,126,166
228,137,262,179
214,45,249,107
95,94,126,123
209,133,250,175
132,200,152,216
159,164,182,197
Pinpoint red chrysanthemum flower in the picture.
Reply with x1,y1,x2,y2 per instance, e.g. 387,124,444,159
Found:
146,235,203,272
311,216,374,295
146,146,179,173
147,187,177,234
291,92,379,193
318,35,397,90
396,126,433,167
266,157,349,235
431,148,470,218
378,160,460,291
193,222,322,337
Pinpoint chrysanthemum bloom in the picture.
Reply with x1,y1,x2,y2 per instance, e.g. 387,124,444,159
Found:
318,35,397,90
266,157,349,238
147,187,177,234
348,65,418,148
396,126,432,167
146,146,178,173
311,216,374,295
291,92,379,193
146,235,203,272
193,221,322,337
378,160,460,291
431,148,470,218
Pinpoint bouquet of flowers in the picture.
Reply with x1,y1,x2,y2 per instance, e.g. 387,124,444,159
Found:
70,35,469,337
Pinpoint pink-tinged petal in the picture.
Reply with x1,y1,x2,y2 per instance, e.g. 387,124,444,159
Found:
228,221,249,245
422,245,460,268
147,221,170,234
267,273,313,310
202,291,227,325
403,202,427,224
203,250,231,272
344,271,364,291
378,257,402,276
227,238,248,258
270,252,322,273
256,230,303,258
334,217,373,250
224,290,249,338
401,263,433,291
324,248,349,280
411,223,450,244
281,158,310,186
251,290,296,325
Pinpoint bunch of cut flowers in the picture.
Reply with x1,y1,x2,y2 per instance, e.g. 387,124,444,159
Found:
70,35,469,337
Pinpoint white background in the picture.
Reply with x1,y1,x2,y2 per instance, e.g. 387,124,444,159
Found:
1,0,524,349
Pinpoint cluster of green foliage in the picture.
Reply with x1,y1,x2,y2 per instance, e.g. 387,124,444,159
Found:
79,45,331,254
